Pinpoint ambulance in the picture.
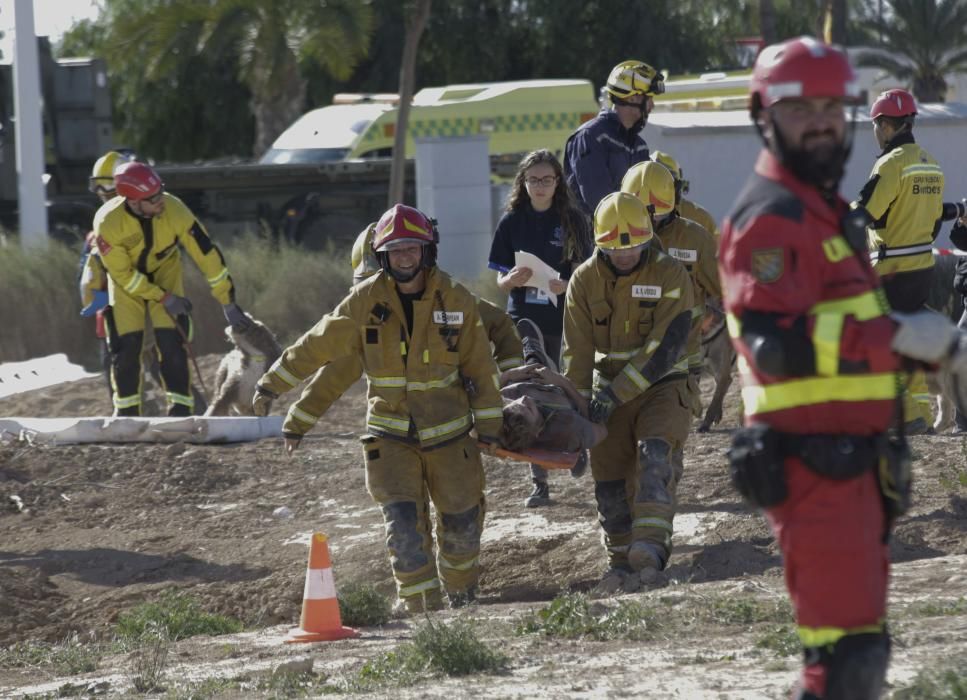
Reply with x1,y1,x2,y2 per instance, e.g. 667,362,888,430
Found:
260,79,599,165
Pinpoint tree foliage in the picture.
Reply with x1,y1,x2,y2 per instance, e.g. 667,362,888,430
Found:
57,0,372,160
854,0,967,101
54,0,944,161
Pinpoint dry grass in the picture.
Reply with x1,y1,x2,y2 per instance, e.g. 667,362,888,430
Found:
0,235,351,368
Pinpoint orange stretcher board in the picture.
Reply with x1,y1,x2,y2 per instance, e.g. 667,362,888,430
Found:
477,442,579,470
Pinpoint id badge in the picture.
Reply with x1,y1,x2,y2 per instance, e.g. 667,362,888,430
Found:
525,287,551,305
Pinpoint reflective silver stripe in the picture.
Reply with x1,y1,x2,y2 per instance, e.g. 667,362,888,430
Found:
272,363,300,387
901,163,942,177
124,271,146,294
406,370,460,391
418,414,471,442
369,413,411,433
633,517,674,531
207,268,229,286
399,577,441,598
498,357,520,370
473,407,503,421
166,391,194,407
621,363,650,392
113,393,141,409
869,242,933,260
369,375,407,388
664,287,682,299
438,555,478,572
290,406,318,425
691,305,705,319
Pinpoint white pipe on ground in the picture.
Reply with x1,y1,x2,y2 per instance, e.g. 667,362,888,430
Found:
0,416,283,445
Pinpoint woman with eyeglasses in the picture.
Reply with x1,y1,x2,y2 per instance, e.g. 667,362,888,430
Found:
488,148,592,507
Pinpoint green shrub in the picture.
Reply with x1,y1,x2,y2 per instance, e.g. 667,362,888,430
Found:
516,592,661,641
337,582,392,627
754,624,800,658
353,618,506,689
116,590,242,642
0,633,101,675
894,661,967,699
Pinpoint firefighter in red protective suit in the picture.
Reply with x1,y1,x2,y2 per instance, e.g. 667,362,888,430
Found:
254,205,504,613
95,162,250,416
721,36,967,700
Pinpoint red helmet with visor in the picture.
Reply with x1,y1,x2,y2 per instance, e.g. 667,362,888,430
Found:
870,88,917,120
749,36,862,116
113,162,164,201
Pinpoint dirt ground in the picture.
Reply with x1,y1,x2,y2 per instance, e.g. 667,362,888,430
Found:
1,357,966,698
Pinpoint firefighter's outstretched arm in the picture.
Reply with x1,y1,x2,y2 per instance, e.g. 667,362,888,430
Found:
256,296,361,402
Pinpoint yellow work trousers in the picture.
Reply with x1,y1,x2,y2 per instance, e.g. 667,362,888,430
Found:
590,378,691,570
362,433,485,609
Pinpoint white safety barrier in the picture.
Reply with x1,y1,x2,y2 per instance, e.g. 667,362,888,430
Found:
0,416,283,445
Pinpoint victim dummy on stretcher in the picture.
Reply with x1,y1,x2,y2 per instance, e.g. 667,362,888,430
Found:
480,363,606,469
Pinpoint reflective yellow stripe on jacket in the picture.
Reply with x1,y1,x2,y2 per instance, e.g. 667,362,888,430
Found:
729,289,896,415
798,620,885,649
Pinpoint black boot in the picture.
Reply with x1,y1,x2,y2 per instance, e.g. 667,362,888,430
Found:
570,450,588,478
524,479,550,508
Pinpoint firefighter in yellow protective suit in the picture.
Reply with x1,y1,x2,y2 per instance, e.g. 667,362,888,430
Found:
852,88,944,432
621,162,721,417
562,192,693,595
94,162,250,416
278,222,522,445
254,204,504,612
650,150,719,239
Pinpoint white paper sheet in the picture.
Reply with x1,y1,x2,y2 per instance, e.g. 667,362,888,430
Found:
514,251,561,307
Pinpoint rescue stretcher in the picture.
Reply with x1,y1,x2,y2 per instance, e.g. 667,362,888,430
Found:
478,441,580,470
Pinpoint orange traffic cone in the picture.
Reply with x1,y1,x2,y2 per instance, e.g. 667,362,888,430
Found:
285,533,359,643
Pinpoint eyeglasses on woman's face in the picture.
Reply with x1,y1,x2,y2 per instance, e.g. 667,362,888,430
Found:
524,175,558,188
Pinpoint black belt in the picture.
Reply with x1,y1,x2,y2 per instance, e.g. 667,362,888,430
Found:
777,432,885,480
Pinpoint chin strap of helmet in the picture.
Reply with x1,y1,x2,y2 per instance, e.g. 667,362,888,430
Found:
612,95,648,128
378,243,437,282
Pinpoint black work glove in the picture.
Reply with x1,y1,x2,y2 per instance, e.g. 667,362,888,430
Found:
223,303,253,332
588,388,619,424
161,292,192,317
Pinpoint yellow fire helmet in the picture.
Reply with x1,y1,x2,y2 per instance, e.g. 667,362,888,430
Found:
593,192,654,250
650,150,690,200
620,161,676,217
88,151,129,195
605,60,665,101
350,222,380,283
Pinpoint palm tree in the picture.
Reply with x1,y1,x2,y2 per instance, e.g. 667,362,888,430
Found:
109,0,373,156
855,0,967,102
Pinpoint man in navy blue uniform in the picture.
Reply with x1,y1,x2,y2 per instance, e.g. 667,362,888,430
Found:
564,60,665,216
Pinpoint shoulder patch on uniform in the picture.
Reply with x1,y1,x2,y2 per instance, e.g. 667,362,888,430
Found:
95,235,112,256
750,248,783,283
433,311,464,325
